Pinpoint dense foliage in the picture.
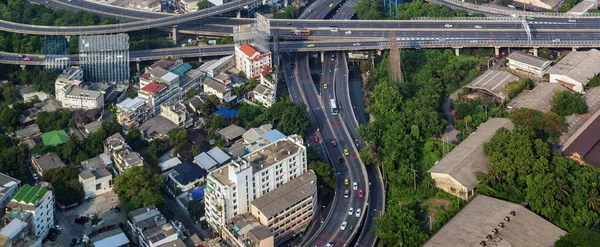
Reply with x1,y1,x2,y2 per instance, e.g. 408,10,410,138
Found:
197,0,211,10
169,129,187,152
589,74,600,88
453,98,505,139
478,126,600,231
237,99,311,136
501,78,534,98
555,227,600,247
353,0,483,20
306,147,335,197
359,49,483,246
272,5,299,19
560,0,583,13
508,108,567,141
0,141,29,184
114,166,164,211
551,90,587,116
43,166,84,205
8,67,61,94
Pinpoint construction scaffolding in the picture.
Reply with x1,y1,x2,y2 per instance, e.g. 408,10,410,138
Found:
79,34,130,83
388,33,403,83
233,13,271,54
43,36,69,70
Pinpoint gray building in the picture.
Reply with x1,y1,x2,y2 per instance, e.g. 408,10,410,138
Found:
0,173,21,217
79,34,130,83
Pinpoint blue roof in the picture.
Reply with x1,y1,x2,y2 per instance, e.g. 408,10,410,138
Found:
215,108,238,118
190,185,205,201
170,63,192,75
173,161,207,186
262,129,286,143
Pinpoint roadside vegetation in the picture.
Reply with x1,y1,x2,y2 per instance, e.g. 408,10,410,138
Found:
353,0,485,20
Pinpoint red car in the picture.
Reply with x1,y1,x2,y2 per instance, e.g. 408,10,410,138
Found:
331,140,337,147
358,190,364,198
23,57,31,61
313,135,319,143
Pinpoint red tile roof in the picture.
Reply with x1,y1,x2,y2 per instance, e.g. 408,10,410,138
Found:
261,65,273,75
141,82,167,94
239,43,258,57
149,59,175,70
141,73,149,79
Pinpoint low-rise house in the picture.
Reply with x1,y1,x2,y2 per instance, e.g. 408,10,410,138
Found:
72,109,102,127
104,133,128,156
547,49,600,93
14,124,41,141
562,109,600,167
193,147,231,171
218,124,245,143
243,124,272,144
160,101,193,128
0,218,31,246
85,227,130,247
159,157,182,173
139,115,178,140
203,77,231,100
114,149,143,174
251,84,276,107
506,51,552,78
0,173,20,217
31,152,65,177
428,118,514,200
116,97,146,128
200,55,235,78
5,184,54,238
424,195,566,247
222,214,274,247
507,83,567,112
127,205,180,247
167,161,207,193
83,121,103,136
79,154,113,200
41,130,68,146
466,70,519,102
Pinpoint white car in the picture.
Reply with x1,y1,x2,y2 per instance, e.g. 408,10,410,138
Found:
444,24,452,28
552,39,561,42
345,31,352,35
353,43,361,46
568,19,576,23
348,207,354,215
474,25,482,29
355,208,362,217
340,221,348,230
325,243,333,247
32,173,39,180
54,225,62,231
353,182,358,191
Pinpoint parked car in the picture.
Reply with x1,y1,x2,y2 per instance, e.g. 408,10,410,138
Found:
313,135,319,143
111,206,121,212
71,238,77,246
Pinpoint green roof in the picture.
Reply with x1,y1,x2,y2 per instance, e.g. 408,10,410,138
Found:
171,63,192,75
11,184,48,205
41,130,69,146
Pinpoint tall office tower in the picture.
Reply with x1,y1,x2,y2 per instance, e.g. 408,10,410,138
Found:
79,34,130,83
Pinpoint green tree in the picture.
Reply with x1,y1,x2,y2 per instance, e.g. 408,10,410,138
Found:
508,108,567,141
308,160,335,196
196,0,211,10
125,129,146,151
555,227,600,247
169,129,188,152
191,144,203,156
374,204,429,247
43,166,84,205
538,48,553,60
188,200,205,221
147,139,171,160
0,108,18,130
125,90,138,99
277,104,311,135
210,114,227,129
113,166,164,210
551,91,587,116
500,78,533,98
588,74,600,88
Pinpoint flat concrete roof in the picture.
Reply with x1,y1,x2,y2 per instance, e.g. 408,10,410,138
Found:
245,139,302,174
251,170,316,219
424,195,566,247
508,83,567,112
547,49,600,86
428,118,514,190
467,70,519,100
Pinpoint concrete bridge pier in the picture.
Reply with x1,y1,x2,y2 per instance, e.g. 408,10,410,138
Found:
237,10,241,18
136,61,140,72
20,65,26,70
284,0,288,7
454,48,460,56
321,51,325,63
376,50,382,56
533,47,538,57
198,56,203,62
172,25,178,44
494,47,500,56
573,47,578,51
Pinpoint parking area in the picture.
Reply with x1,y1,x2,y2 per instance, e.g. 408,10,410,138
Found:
48,191,125,247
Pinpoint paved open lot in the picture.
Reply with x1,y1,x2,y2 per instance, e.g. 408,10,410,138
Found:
49,191,125,247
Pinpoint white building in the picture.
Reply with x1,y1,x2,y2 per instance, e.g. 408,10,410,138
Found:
55,66,104,110
507,51,552,78
6,184,54,238
138,60,182,117
114,149,144,174
204,135,307,231
127,205,180,247
200,55,235,78
547,49,600,93
116,97,146,128
0,173,20,217
235,43,272,79
78,154,114,200
203,77,231,100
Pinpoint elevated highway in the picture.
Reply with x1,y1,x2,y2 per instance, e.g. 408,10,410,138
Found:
428,0,600,18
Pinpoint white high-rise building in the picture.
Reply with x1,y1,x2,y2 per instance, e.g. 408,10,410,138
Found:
204,135,307,231
6,184,54,238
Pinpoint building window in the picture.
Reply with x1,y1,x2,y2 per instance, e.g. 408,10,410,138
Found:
96,184,102,190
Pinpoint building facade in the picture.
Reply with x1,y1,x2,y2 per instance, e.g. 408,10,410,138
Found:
79,155,114,199
55,66,104,110
0,173,21,217
138,60,183,117
116,97,146,128
79,34,130,83
160,101,193,128
204,135,307,231
6,185,54,238
506,51,552,78
235,43,272,79
127,205,180,247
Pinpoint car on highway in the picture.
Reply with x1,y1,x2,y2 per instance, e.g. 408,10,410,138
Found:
359,190,364,198
444,24,452,28
323,83,328,89
510,37,517,41
340,221,348,230
331,54,335,61
23,57,31,61
356,208,362,217
38,55,46,59
568,19,577,23
469,40,478,44
353,43,361,46
343,148,349,156
474,25,482,29
344,178,349,185
287,22,291,25
552,39,561,42
348,207,354,215
329,3,334,7
325,243,333,247
344,189,350,198
313,135,319,143
345,31,352,35
526,16,534,21
331,140,337,147
307,44,315,48
353,182,358,191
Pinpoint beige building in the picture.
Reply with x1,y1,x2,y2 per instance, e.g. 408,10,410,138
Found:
428,118,514,200
512,0,561,9
203,77,231,100
547,49,600,93
114,149,143,174
222,214,274,247
235,43,272,79
78,154,113,200
31,152,65,177
250,170,316,243
55,66,104,110
160,101,192,128
116,97,146,128
507,51,552,78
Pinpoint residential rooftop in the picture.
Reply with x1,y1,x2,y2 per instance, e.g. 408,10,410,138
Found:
230,213,274,242
467,70,519,100
508,83,567,112
171,161,207,185
218,124,245,141
547,49,600,85
428,118,514,191
0,173,20,200
14,124,41,139
79,156,112,180
251,170,316,219
139,115,178,137
128,205,167,230
211,163,234,186
32,152,65,171
66,87,102,99
141,82,168,94
204,77,229,93
424,195,566,247
245,138,302,174
10,184,48,205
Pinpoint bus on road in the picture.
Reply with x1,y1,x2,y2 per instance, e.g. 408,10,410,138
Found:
330,99,339,116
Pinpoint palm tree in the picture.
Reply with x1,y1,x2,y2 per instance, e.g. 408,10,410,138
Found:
555,178,570,202
587,189,600,212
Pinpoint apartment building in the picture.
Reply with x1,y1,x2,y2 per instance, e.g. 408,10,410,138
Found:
138,60,182,117
55,66,104,110
5,185,54,238
507,51,552,78
203,77,231,100
127,205,180,247
235,43,272,79
104,133,128,157
114,149,144,174
0,173,20,217
116,97,146,128
204,135,307,231
200,55,235,78
160,101,193,128
79,154,114,200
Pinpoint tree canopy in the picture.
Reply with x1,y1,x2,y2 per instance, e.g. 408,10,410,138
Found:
43,166,84,205
551,90,587,116
113,166,164,210
353,0,482,20
508,108,567,141
555,227,600,247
